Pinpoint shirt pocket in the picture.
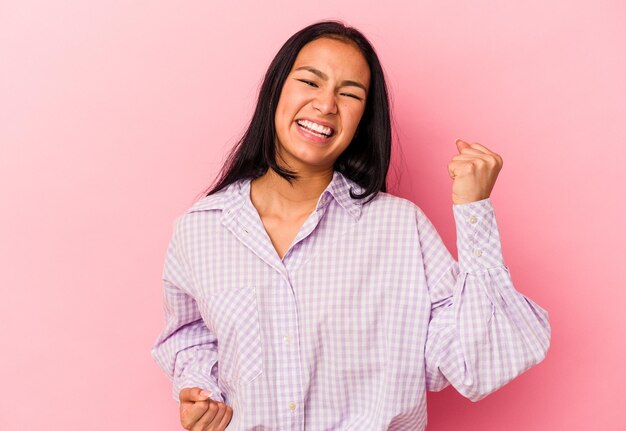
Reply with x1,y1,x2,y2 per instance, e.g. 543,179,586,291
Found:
200,286,264,388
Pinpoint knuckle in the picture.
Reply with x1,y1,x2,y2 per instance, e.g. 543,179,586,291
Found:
180,387,193,401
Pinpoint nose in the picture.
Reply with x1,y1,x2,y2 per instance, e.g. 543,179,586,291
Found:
312,89,337,115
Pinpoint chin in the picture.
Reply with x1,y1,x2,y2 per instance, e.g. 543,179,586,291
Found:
282,154,333,171
278,142,344,171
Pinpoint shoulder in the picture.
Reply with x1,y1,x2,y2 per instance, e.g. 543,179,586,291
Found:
353,191,434,237
335,171,425,221
186,181,242,214
173,179,247,234
364,190,426,219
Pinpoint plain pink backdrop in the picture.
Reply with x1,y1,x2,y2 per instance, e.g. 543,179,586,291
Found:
1,1,624,429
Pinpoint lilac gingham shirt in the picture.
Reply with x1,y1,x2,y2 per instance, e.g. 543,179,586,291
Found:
151,170,551,430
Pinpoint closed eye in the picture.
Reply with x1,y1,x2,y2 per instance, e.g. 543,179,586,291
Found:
341,93,362,100
297,79,318,87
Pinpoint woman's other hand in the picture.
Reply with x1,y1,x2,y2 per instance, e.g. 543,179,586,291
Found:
448,139,503,204
179,387,233,431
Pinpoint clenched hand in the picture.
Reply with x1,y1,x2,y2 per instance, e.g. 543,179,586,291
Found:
448,139,503,204
179,387,233,431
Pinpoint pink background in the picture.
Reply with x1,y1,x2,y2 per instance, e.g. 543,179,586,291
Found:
1,1,624,429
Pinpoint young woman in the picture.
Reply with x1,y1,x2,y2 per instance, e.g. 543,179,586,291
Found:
151,21,551,431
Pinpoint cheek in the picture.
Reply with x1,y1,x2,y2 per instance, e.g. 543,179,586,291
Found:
275,103,291,131
274,86,289,114
345,107,365,132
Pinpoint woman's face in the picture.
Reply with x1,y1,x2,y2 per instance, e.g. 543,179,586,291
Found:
274,37,371,173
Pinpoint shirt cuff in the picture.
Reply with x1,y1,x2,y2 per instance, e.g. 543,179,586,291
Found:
452,198,505,273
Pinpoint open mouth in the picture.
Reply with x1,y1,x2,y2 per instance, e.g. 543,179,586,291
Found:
296,119,335,139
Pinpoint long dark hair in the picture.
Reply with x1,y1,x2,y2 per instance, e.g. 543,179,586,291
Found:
204,20,392,203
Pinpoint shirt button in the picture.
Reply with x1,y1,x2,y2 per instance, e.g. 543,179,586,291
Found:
283,334,292,344
474,248,483,257
469,216,477,224
288,402,297,411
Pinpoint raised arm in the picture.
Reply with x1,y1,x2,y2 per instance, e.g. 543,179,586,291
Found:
421,198,551,401
422,139,550,400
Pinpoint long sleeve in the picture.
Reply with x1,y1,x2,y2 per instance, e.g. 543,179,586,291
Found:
422,198,551,402
150,217,224,403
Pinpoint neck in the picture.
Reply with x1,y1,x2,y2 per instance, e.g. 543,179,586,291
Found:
250,168,334,218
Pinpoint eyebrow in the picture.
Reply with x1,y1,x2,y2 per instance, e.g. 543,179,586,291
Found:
294,66,368,93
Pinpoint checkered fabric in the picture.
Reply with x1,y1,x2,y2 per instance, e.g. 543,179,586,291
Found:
151,170,550,430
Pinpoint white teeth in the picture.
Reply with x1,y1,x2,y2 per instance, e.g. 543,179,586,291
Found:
297,120,333,137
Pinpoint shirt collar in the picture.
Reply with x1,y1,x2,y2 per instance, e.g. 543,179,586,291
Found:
187,170,366,220
318,170,365,220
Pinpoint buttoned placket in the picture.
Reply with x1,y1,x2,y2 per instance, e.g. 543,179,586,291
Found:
221,183,336,429
277,206,334,428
